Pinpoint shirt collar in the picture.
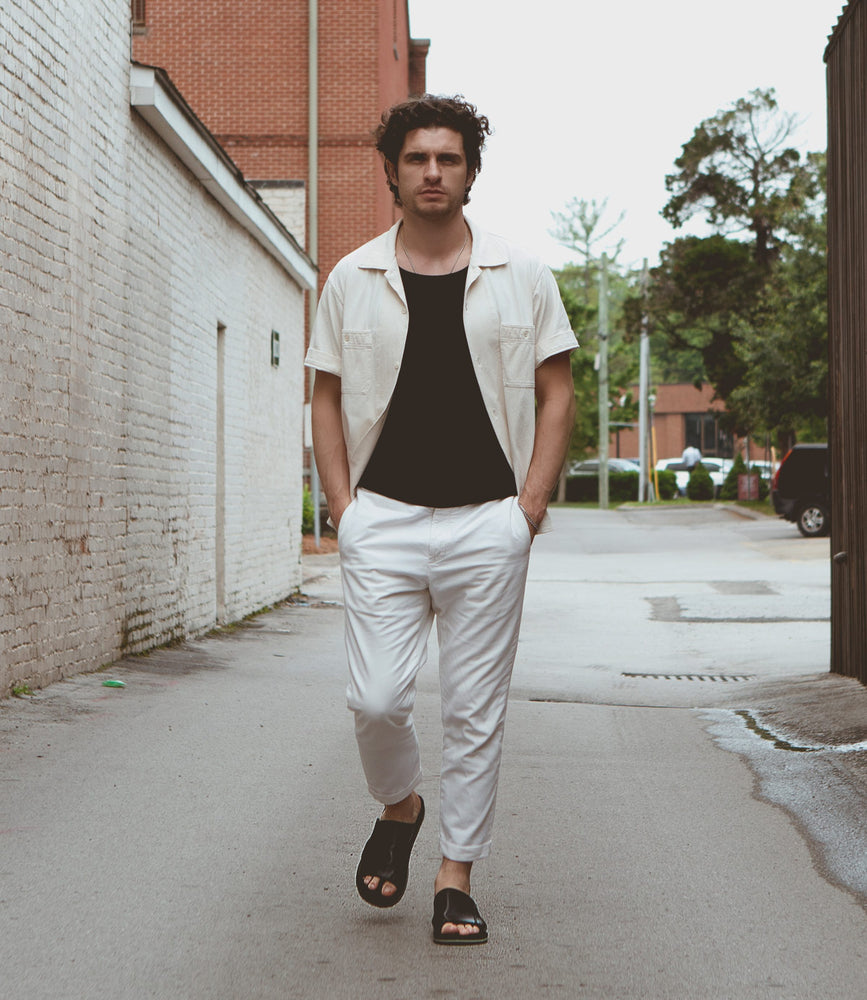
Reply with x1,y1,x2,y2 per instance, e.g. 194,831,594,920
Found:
355,216,510,271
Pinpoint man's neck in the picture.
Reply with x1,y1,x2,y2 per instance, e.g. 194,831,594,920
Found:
398,212,470,275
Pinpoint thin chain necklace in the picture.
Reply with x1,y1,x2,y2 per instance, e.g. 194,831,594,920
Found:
400,224,469,275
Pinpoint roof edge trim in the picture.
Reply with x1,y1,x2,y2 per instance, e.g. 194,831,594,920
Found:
130,63,316,291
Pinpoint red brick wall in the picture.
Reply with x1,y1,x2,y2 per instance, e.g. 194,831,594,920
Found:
612,384,724,460
132,0,424,289
609,383,764,462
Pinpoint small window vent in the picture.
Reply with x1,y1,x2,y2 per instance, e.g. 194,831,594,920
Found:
132,0,146,28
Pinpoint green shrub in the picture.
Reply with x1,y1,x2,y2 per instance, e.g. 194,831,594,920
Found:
750,466,770,500
610,471,639,502
565,472,638,502
564,469,680,503
720,455,770,501
302,483,315,534
719,453,747,500
565,474,604,502
686,462,714,501
653,469,679,500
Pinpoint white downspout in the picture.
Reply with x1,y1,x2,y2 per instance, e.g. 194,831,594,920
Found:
308,0,321,545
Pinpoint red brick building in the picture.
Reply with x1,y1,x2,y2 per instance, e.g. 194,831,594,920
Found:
611,383,774,465
132,1,428,290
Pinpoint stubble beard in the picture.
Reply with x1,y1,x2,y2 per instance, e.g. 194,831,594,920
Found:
404,188,466,223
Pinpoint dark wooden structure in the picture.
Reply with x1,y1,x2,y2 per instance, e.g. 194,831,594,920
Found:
826,1,867,685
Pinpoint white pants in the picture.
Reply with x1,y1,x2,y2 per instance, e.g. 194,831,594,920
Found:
338,489,532,863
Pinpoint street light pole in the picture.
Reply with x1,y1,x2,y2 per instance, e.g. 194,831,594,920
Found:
638,258,651,502
598,252,609,510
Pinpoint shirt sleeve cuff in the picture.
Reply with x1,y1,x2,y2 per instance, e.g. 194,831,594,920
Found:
304,348,342,375
536,332,579,367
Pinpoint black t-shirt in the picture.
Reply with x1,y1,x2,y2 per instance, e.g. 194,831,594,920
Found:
357,267,517,507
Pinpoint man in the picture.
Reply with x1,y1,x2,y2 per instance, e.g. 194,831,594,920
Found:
682,445,702,469
305,95,577,944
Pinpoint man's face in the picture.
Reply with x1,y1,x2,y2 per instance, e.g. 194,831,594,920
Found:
388,127,474,220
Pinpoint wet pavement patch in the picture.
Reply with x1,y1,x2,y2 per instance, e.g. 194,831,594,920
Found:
733,709,867,754
735,710,820,752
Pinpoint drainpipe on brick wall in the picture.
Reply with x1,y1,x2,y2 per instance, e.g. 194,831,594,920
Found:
308,0,321,545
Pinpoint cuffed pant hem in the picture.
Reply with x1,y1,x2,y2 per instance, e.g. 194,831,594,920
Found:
369,772,423,806
439,836,492,863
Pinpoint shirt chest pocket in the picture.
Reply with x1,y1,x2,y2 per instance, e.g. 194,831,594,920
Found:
341,330,374,395
499,325,536,388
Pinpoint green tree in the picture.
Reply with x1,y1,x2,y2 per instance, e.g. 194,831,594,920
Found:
663,88,818,269
556,261,643,470
556,277,599,465
627,91,828,446
550,197,625,307
640,235,761,409
551,199,641,478
727,164,828,450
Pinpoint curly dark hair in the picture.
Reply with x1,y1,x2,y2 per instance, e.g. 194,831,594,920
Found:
373,95,492,206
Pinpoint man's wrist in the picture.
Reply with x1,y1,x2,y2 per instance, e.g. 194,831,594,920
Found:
327,492,353,526
518,500,544,531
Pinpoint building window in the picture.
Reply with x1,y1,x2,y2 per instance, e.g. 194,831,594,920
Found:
131,0,146,29
684,413,732,457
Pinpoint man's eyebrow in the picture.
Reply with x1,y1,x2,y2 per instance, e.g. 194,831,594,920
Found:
402,150,464,160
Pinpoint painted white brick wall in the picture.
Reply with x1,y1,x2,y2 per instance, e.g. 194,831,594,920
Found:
0,2,307,694
253,183,307,246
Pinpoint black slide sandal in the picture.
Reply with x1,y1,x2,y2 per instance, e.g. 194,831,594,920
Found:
432,887,488,945
355,796,425,908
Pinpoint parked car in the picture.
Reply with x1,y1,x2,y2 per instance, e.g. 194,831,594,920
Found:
741,458,774,479
655,458,731,497
569,458,640,475
771,443,830,537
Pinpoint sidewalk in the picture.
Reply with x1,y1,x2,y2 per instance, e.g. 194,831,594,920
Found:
1,511,866,999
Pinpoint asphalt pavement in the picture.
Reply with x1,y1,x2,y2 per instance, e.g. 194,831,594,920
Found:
2,503,867,1000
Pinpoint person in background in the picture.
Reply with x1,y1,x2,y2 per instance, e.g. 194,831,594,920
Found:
682,445,702,469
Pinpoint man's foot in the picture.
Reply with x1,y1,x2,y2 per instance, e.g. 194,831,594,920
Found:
432,887,488,945
434,859,482,938
356,792,424,906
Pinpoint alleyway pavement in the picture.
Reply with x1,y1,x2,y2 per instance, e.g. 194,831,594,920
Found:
2,504,867,999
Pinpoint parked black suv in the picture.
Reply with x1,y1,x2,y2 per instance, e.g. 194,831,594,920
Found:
771,443,830,537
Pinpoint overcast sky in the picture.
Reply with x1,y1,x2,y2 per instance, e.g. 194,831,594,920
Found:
407,0,846,270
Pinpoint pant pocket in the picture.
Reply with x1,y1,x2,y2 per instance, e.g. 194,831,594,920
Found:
337,494,362,545
507,496,533,547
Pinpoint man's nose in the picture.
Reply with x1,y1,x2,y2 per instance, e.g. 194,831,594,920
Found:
424,155,441,179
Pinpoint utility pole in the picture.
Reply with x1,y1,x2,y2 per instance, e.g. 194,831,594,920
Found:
597,253,609,510
638,258,651,502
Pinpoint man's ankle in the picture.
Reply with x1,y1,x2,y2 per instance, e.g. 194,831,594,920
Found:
382,791,420,823
435,858,473,894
